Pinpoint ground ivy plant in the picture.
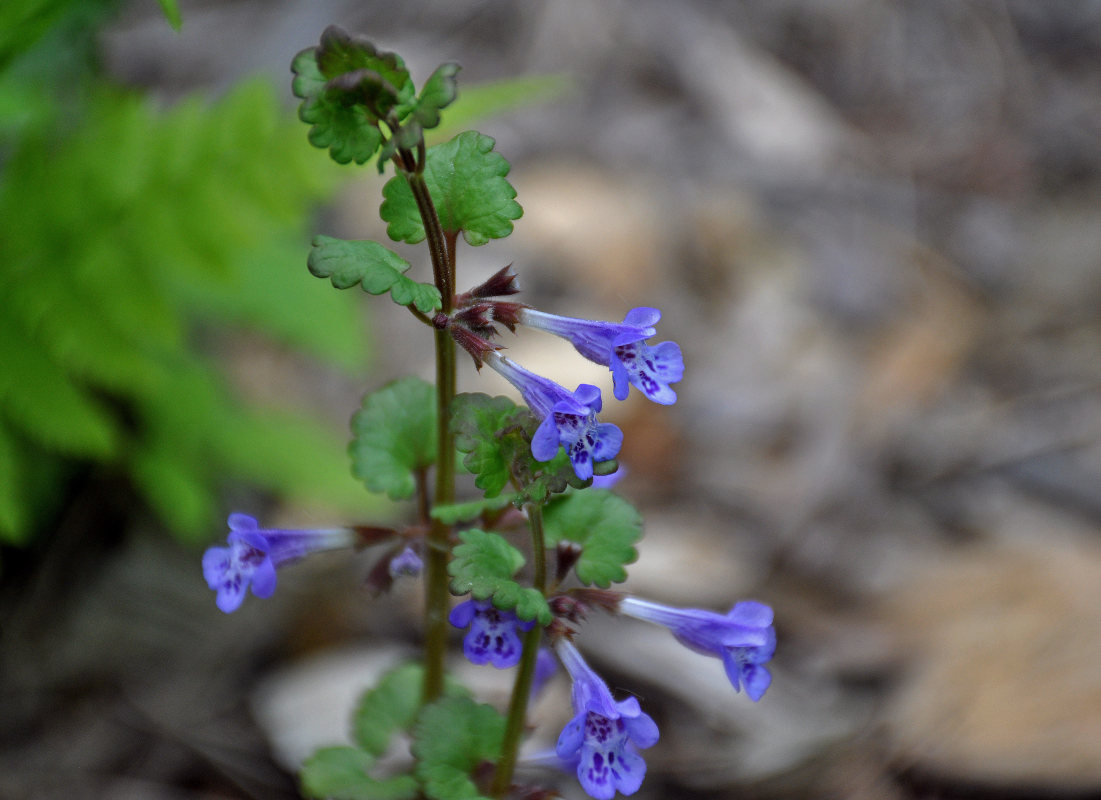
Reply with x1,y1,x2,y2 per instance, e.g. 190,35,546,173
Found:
202,26,776,800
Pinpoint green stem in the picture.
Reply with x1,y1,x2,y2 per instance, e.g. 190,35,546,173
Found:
423,325,455,702
489,503,547,798
396,149,457,703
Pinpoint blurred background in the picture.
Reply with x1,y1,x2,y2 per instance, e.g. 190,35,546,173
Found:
4,1,1101,798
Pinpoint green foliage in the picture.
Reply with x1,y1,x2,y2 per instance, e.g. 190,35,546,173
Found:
354,663,439,756
412,696,506,800
380,131,522,246
155,0,181,30
449,529,551,624
350,377,437,501
302,663,472,800
409,63,461,131
542,490,643,587
308,235,441,314
427,74,569,146
429,494,518,525
292,26,461,169
0,64,371,543
451,393,590,502
451,393,524,497
301,748,419,800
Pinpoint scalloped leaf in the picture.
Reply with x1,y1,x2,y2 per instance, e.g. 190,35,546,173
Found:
355,663,427,756
380,131,522,246
308,235,441,313
542,490,642,587
300,747,418,800
429,493,518,525
450,393,589,501
451,393,524,497
350,377,436,500
412,696,506,800
291,28,417,166
411,63,461,130
293,50,384,166
448,529,551,624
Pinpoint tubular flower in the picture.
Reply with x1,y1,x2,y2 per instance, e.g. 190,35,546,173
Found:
485,351,623,480
518,307,684,405
448,599,535,669
388,545,424,579
202,513,358,613
555,640,659,799
618,597,776,701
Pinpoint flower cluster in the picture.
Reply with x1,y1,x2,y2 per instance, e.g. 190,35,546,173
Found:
452,590,776,798
448,274,684,481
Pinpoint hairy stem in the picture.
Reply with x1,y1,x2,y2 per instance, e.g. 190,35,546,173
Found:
396,150,458,704
490,503,547,798
423,325,455,702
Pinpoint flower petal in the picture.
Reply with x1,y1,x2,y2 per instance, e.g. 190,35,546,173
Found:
727,600,774,628
448,599,477,628
531,415,562,462
622,307,661,328
578,746,617,800
227,513,259,532
556,713,585,758
250,558,277,598
623,711,660,749
742,663,772,702
202,547,231,590
589,422,623,463
610,746,647,796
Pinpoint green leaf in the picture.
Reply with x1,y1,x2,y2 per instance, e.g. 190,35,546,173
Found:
412,697,506,800
316,26,412,96
448,529,551,625
450,393,589,502
353,663,429,757
308,235,441,314
0,423,29,543
0,326,118,459
429,493,518,525
410,63,461,130
155,0,182,30
293,49,384,165
350,377,436,500
301,747,418,800
542,490,642,587
451,393,525,497
427,74,570,145
292,28,417,166
380,131,522,246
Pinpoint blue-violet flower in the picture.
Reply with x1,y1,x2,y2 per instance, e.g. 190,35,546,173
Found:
485,351,623,481
388,545,424,579
519,307,684,405
449,598,535,669
555,640,659,799
202,513,357,613
618,597,776,701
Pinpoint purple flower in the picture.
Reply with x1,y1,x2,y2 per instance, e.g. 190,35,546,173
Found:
591,464,626,490
202,513,357,613
485,352,623,481
448,599,535,669
619,597,776,701
555,640,659,799
388,545,424,579
531,647,558,699
519,307,684,405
